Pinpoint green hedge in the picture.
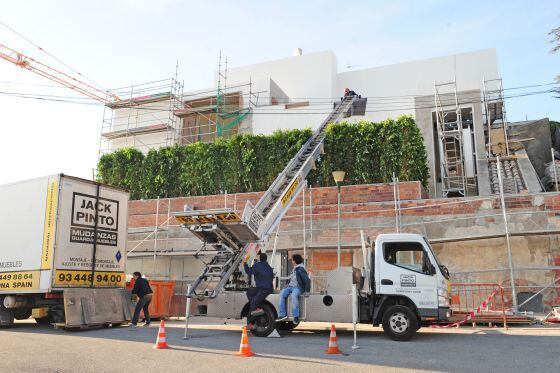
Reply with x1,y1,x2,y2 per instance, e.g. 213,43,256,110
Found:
97,116,429,200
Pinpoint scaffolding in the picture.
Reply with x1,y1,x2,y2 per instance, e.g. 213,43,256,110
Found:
98,54,263,156
98,77,184,156
434,79,468,197
483,76,510,157
126,180,560,316
173,53,254,144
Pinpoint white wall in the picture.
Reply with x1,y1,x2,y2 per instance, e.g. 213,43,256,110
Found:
338,49,498,97
236,49,499,134
251,103,331,135
224,50,338,100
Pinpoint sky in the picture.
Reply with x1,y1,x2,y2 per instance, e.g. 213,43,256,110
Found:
0,0,558,184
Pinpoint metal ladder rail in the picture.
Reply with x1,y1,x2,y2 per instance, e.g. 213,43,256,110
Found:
187,97,356,299
254,97,355,217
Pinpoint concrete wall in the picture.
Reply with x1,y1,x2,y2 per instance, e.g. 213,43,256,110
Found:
224,50,338,100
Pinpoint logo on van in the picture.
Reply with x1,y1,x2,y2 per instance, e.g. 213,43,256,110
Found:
70,192,119,246
400,274,416,287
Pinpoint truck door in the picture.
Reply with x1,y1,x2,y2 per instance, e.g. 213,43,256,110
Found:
377,240,438,311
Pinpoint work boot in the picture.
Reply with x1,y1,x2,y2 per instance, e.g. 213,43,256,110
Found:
276,316,288,322
251,308,265,316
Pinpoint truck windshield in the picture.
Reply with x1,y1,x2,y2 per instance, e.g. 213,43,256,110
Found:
423,237,450,280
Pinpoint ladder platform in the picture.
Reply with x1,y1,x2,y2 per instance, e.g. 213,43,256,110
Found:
174,208,260,244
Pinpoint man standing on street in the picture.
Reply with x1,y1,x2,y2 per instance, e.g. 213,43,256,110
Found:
130,271,153,327
276,254,310,324
244,252,274,329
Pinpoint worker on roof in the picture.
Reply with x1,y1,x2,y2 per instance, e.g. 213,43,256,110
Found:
344,88,358,97
276,254,310,324
244,252,274,330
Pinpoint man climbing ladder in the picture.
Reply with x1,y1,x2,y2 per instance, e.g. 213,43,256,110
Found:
244,253,274,329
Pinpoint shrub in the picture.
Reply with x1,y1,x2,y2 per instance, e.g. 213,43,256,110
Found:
96,116,429,199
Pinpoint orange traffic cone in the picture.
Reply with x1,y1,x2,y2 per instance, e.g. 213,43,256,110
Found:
326,324,342,354
154,320,169,349
235,326,255,357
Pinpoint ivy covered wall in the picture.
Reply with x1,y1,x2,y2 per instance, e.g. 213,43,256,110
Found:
97,116,429,200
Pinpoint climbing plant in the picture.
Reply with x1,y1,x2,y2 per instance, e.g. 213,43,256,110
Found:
97,116,429,199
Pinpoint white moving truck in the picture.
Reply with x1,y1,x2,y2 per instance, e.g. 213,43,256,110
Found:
0,174,132,327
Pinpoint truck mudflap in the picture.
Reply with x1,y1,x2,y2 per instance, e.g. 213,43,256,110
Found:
63,288,134,328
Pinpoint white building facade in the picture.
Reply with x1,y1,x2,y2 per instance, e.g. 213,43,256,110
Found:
102,49,508,197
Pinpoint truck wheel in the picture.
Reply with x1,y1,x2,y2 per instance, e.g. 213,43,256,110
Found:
249,303,277,337
0,304,14,327
14,308,32,320
382,305,418,341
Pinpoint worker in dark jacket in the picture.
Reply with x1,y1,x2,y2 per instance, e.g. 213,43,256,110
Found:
130,272,153,327
244,252,274,326
276,254,311,324
344,88,357,97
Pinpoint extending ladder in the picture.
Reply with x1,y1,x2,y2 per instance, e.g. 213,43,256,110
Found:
174,96,359,299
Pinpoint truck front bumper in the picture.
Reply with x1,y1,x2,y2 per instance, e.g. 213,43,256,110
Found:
438,307,451,321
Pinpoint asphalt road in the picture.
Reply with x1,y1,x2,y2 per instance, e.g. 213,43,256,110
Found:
2,318,559,373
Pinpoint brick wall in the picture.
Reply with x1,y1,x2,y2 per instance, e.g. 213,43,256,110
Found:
127,181,560,308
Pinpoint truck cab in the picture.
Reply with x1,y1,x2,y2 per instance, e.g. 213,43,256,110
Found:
370,233,451,340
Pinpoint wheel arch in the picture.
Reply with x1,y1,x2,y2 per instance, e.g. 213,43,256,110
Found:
374,295,420,325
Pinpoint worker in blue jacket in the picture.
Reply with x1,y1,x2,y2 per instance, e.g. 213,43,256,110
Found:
244,252,274,327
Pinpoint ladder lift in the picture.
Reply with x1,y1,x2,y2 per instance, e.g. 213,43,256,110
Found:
174,96,359,299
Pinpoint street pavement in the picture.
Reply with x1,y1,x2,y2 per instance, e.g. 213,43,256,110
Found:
1,318,559,372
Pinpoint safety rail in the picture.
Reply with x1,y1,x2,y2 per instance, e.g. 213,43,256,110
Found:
450,282,507,327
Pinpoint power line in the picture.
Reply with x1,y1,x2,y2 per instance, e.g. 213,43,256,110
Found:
0,82,556,112
0,18,106,91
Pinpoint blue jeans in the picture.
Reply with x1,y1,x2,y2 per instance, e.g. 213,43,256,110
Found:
278,287,302,318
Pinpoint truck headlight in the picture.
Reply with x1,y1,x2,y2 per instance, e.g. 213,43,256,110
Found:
438,288,450,307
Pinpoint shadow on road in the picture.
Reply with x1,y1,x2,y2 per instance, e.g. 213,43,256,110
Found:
4,321,559,372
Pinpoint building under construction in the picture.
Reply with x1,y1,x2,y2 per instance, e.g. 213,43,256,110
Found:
96,49,560,320
99,49,552,199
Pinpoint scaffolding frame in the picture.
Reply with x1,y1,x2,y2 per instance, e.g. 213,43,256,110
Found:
172,53,256,145
98,77,184,158
434,79,468,197
127,181,560,315
483,76,510,157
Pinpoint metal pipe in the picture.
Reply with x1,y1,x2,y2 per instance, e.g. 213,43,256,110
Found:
183,284,192,339
496,157,518,311
309,187,313,245
337,182,341,268
552,148,558,191
351,284,360,350
153,197,159,279
396,177,401,231
270,224,281,267
393,173,399,232
302,181,307,267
